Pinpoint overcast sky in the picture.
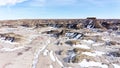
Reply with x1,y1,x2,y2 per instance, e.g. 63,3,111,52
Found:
0,0,120,20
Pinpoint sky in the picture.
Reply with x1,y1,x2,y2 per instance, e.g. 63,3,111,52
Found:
0,0,120,20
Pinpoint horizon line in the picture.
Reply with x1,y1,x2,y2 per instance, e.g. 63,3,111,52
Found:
1,17,120,21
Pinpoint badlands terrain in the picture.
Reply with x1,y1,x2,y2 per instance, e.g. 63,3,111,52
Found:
0,18,120,68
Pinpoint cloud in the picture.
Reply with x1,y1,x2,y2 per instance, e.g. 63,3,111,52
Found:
0,0,27,6
1,0,120,7
27,0,78,7
28,0,46,7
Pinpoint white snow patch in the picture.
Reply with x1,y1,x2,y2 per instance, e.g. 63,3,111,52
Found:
32,43,48,68
113,64,120,68
49,65,53,68
47,40,50,44
82,40,95,44
55,56,64,67
0,46,25,51
92,43,104,46
79,59,108,68
73,44,90,49
82,52,96,56
65,32,74,37
82,51,105,57
92,33,102,36
50,51,56,62
43,49,49,56
95,51,105,56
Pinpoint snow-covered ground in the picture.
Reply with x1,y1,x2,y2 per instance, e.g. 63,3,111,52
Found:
113,64,120,68
0,46,25,52
73,44,90,49
79,59,108,68
43,49,49,56
55,56,64,67
32,39,50,68
82,40,95,45
50,51,56,62
82,51,105,57
0,24,120,68
49,65,53,68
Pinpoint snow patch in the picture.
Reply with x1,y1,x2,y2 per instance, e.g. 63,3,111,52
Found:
92,42,104,46
32,44,48,68
82,52,96,56
0,46,25,51
50,51,56,62
113,64,120,68
82,51,105,57
43,49,49,56
82,40,95,44
95,51,105,56
79,59,108,68
73,44,90,49
49,65,53,68
55,56,64,67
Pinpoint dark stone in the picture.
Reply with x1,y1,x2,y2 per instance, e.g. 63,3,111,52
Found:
105,41,111,46
52,33,60,38
55,24,63,28
4,36,8,40
67,50,75,55
109,25,118,31
107,52,120,57
63,50,76,63
21,24,29,27
63,57,71,63
46,30,53,34
59,30,64,35
55,50,63,55
48,24,63,28
65,41,73,46
56,41,60,45
67,24,77,29
10,37,15,42
101,22,110,29
116,32,120,35
24,47,31,51
17,52,23,56
35,24,40,28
